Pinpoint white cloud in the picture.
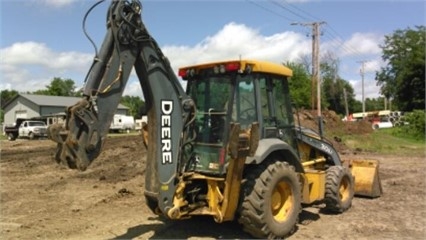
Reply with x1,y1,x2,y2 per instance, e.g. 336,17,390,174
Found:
349,78,381,101
1,41,92,92
1,22,384,102
123,78,143,98
363,59,382,73
40,0,78,8
1,42,92,69
162,22,310,76
343,57,384,101
341,32,383,57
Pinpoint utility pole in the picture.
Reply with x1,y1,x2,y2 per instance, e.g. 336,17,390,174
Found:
384,97,387,110
292,21,325,136
343,88,349,118
358,60,368,118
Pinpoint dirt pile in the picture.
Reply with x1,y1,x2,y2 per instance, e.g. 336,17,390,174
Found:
294,109,373,152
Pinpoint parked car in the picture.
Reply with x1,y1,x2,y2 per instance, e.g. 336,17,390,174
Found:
4,119,48,141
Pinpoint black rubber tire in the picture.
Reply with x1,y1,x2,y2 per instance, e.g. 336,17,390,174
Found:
8,133,16,141
29,132,35,140
324,166,354,213
238,160,301,239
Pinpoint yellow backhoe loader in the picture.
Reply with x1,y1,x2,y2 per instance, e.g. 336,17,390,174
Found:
48,1,382,238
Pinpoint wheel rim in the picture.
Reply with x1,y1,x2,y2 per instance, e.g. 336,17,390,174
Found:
339,176,350,202
271,181,293,222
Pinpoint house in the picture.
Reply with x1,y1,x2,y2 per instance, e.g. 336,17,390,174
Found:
3,93,129,125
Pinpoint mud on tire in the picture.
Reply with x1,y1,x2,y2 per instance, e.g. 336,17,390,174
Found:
324,166,354,213
238,160,301,239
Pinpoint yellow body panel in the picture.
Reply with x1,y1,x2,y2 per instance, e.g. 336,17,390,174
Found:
179,59,293,77
301,170,325,204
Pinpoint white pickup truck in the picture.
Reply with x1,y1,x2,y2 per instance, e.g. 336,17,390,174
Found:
4,119,48,141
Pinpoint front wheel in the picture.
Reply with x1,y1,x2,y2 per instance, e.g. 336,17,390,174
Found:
324,166,354,213
28,132,35,140
239,160,301,239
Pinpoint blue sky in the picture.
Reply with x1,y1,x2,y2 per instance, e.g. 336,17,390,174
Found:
1,0,425,101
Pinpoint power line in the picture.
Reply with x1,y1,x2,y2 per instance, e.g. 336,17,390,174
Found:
281,0,320,22
247,0,369,60
246,0,296,22
270,0,311,22
321,31,365,57
321,26,366,57
261,1,367,57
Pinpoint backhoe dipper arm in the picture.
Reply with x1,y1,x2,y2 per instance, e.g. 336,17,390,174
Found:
48,0,195,216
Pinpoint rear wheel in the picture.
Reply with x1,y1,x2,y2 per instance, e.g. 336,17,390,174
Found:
239,160,301,239
324,166,354,213
8,133,16,141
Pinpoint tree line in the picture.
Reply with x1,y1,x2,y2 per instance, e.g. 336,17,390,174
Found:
1,26,424,123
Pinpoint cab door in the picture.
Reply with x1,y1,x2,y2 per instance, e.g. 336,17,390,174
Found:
258,74,297,149
19,122,27,137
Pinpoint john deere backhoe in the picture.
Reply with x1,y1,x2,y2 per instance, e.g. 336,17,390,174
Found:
48,0,382,238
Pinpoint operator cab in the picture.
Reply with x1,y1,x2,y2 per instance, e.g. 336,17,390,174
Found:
179,60,296,175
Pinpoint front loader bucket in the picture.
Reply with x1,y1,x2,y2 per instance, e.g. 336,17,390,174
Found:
348,159,383,198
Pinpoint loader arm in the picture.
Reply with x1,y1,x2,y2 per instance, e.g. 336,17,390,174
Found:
48,0,195,216
294,126,382,198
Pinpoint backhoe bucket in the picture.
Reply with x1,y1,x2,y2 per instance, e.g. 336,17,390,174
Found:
348,159,383,198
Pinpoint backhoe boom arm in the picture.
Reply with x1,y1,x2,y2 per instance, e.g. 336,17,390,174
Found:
48,0,195,216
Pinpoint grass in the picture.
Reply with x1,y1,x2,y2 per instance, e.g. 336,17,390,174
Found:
341,128,425,156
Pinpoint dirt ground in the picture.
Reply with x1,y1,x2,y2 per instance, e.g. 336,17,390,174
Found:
1,133,425,240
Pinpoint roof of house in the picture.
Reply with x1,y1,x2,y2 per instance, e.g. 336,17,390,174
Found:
6,94,129,109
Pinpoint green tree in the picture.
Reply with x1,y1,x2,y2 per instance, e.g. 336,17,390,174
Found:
323,78,358,115
319,54,358,115
364,97,386,111
0,89,19,123
376,26,425,111
403,110,426,140
351,100,362,113
285,62,311,109
392,110,426,140
120,95,145,118
34,77,78,96
1,89,19,108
